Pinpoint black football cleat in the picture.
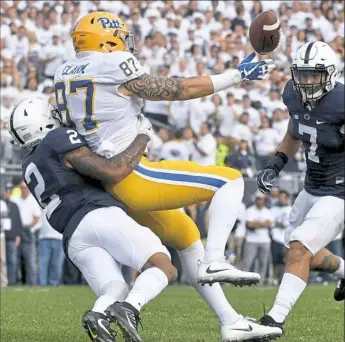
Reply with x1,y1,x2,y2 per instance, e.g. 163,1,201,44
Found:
105,302,142,342
260,315,284,335
82,311,116,342
334,279,345,301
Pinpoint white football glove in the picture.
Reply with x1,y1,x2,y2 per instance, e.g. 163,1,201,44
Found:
137,114,154,141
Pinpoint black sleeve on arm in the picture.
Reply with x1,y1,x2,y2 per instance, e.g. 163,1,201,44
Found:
266,152,289,174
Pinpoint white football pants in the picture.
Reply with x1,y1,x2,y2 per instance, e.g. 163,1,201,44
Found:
284,189,344,255
67,207,170,297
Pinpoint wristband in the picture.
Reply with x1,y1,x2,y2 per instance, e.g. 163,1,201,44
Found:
267,151,288,174
275,151,289,164
210,69,242,93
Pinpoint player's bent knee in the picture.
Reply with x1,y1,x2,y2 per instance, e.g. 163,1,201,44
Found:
99,279,130,301
286,241,313,265
143,252,178,283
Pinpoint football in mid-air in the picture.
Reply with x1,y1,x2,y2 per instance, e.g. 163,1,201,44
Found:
249,10,281,55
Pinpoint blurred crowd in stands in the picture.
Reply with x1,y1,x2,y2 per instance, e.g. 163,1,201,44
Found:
0,0,344,287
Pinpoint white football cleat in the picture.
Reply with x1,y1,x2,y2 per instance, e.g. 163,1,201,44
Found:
197,259,260,286
221,316,283,342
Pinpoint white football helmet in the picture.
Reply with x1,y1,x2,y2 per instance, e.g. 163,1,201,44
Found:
291,41,340,102
8,98,61,150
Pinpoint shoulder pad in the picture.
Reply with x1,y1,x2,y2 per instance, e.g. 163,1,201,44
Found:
43,127,87,155
282,80,295,107
101,51,146,84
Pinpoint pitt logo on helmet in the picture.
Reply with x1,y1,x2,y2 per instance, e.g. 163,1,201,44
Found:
71,11,137,55
97,17,121,29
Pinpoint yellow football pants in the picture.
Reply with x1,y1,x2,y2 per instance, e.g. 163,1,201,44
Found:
105,157,242,250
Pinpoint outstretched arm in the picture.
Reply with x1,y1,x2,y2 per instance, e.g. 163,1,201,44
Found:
118,53,275,101
64,134,149,184
119,73,220,101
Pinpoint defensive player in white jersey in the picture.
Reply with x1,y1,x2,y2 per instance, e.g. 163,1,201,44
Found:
55,12,280,341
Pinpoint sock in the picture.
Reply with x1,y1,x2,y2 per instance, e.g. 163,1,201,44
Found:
178,240,239,325
334,257,345,278
92,294,116,315
268,273,307,323
125,267,168,312
204,178,244,263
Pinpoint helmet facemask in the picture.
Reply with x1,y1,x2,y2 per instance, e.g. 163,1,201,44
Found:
99,30,137,56
291,64,337,102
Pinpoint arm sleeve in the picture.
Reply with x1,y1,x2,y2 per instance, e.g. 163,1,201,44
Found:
101,51,146,84
43,127,88,155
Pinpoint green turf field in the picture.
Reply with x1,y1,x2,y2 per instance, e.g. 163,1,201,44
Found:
1,285,343,342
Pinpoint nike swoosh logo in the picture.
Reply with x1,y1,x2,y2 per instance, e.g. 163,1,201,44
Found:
232,324,253,332
98,319,112,336
243,65,258,76
316,120,326,124
205,266,229,274
88,325,97,339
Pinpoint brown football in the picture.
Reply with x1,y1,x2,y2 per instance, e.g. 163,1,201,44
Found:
249,10,281,55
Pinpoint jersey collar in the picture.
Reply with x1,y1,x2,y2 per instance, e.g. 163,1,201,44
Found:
76,51,100,59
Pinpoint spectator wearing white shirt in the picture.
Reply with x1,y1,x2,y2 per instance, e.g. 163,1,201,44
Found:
19,77,41,102
234,94,261,129
147,127,171,162
0,92,16,163
217,92,239,137
242,192,273,284
263,89,286,118
159,130,190,162
12,181,41,285
167,101,189,130
272,109,289,139
37,17,53,46
4,5,21,27
14,25,29,65
231,112,254,150
254,116,281,169
188,97,215,135
52,12,72,43
21,32,41,80
271,191,292,283
39,215,64,286
191,122,217,165
4,22,19,56
18,9,36,32
39,35,66,79
0,13,11,39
